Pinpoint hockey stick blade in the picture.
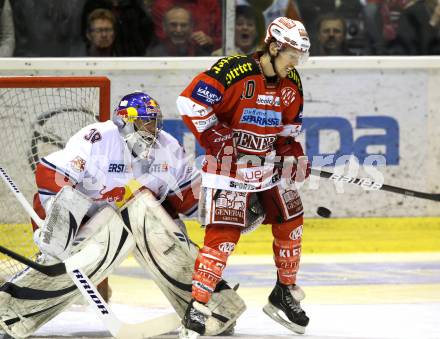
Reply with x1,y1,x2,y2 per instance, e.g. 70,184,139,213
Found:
0,241,102,277
314,169,440,202
68,268,181,339
116,312,181,338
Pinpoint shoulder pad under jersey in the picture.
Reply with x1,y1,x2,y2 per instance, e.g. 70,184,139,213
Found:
205,54,260,88
286,68,303,93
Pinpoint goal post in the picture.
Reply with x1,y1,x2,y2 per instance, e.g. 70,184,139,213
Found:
0,76,110,281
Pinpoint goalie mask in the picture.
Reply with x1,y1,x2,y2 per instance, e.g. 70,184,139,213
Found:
113,92,163,159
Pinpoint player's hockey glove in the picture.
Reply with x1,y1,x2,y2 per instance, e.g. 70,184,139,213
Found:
200,123,237,163
274,136,311,182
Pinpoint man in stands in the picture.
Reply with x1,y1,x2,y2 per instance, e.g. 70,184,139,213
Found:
147,6,212,56
85,8,119,56
177,16,312,339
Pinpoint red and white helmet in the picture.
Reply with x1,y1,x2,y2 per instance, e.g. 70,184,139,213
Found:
264,17,311,54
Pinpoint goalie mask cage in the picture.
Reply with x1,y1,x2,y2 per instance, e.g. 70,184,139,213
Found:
0,76,110,282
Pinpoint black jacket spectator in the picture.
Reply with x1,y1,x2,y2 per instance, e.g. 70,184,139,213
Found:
11,0,86,57
81,0,155,56
390,0,440,55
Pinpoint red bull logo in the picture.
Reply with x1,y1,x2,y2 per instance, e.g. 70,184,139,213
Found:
95,185,126,202
117,107,138,123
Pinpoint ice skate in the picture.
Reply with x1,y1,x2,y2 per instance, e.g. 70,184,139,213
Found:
179,299,212,339
263,282,309,334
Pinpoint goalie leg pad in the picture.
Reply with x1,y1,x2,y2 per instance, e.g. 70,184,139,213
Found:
0,206,134,339
123,190,246,336
35,186,93,261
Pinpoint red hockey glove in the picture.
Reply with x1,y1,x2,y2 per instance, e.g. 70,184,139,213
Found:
200,123,236,162
274,136,311,182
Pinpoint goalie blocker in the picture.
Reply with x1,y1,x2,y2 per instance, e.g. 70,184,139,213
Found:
121,189,246,335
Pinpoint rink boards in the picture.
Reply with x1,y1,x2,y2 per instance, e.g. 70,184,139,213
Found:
0,57,439,219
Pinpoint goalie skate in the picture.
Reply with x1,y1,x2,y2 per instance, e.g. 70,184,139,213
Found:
179,299,211,339
262,283,309,334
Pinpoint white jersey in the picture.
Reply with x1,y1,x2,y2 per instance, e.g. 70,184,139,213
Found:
38,121,198,216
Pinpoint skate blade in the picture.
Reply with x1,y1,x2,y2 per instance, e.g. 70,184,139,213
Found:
262,303,306,334
178,327,200,339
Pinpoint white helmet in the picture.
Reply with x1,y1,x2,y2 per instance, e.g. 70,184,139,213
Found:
265,17,311,54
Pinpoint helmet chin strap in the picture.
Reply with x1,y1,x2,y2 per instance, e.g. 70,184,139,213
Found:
269,50,281,79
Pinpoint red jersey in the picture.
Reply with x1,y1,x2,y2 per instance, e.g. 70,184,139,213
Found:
177,53,305,192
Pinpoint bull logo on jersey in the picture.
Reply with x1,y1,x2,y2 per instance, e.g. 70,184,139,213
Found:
281,87,296,106
96,185,126,202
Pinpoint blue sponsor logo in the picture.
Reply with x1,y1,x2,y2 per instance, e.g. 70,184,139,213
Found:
191,81,222,105
240,108,281,127
163,115,399,166
108,163,126,173
303,116,399,165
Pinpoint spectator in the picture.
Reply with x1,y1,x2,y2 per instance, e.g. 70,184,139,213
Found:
212,5,263,56
296,0,336,37
390,0,440,54
298,0,369,54
11,0,86,57
86,9,119,56
363,0,411,54
82,0,155,56
147,6,212,56
311,12,353,55
237,0,301,43
151,0,221,50
0,0,14,57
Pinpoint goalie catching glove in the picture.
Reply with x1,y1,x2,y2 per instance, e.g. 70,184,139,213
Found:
274,136,311,182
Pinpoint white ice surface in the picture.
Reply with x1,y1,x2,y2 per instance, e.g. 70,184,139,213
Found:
29,302,440,339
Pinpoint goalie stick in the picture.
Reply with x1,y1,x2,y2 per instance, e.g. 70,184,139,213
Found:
0,241,100,277
0,166,181,338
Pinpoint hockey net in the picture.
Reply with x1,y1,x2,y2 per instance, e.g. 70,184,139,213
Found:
0,76,110,283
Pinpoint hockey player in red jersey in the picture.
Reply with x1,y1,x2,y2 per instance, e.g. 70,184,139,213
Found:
176,17,312,338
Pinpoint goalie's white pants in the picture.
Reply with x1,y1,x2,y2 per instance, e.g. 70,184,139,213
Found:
121,190,246,336
0,206,134,339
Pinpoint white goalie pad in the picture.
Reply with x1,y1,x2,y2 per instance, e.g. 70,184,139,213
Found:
0,206,134,339
120,190,246,336
35,186,93,261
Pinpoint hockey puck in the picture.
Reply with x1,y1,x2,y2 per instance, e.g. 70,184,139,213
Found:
316,206,332,218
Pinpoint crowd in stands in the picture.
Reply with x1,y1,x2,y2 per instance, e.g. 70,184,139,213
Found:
1,0,440,57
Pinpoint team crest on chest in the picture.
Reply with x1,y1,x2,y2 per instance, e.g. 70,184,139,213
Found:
281,87,296,105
